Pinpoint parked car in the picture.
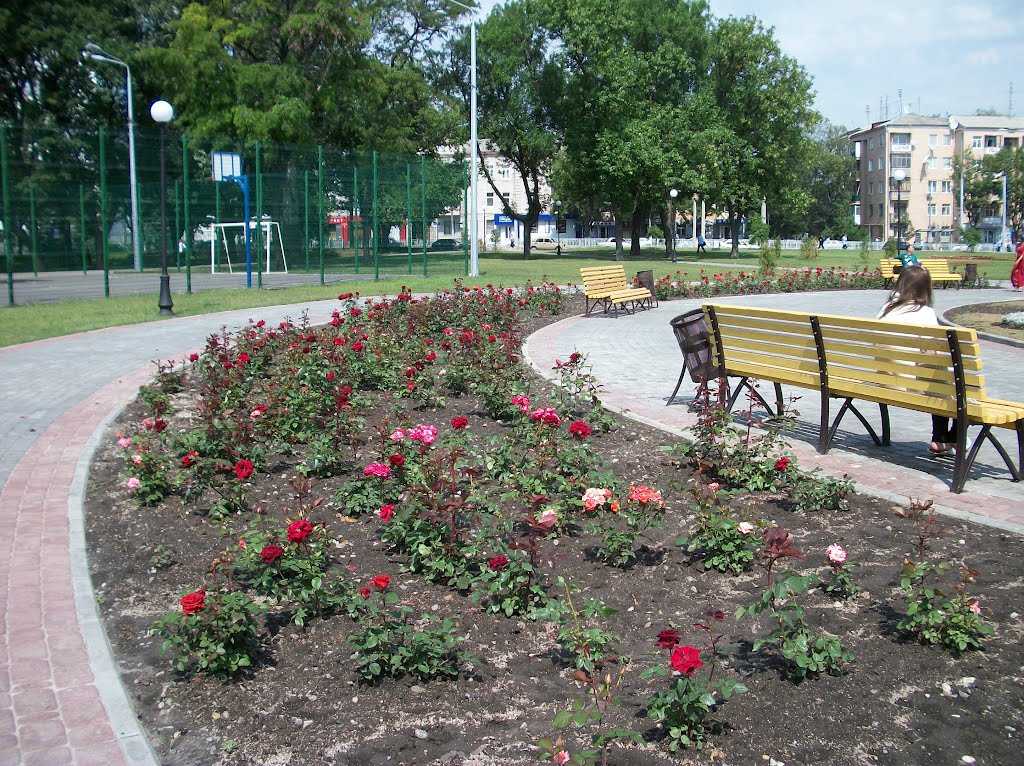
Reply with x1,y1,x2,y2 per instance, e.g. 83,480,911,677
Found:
532,237,559,250
430,238,461,251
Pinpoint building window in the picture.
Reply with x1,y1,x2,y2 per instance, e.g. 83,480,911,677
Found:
868,182,874,195
928,180,938,193
971,135,982,149
928,156,937,170
943,134,952,146
941,204,951,216
929,134,938,146
879,156,885,170
867,159,874,172
868,137,875,149
942,180,952,193
486,192,494,207
892,132,911,146
985,135,999,148
928,204,937,216
891,154,911,169
943,157,952,169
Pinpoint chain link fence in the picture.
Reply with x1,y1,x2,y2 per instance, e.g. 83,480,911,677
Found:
0,123,469,304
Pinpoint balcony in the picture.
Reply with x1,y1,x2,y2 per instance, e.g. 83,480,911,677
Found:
890,143,913,153
888,183,912,199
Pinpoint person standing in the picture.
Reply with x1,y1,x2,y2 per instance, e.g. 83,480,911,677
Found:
876,266,956,454
1011,241,1024,292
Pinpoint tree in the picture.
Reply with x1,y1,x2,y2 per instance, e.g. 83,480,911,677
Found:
771,121,858,239
546,0,711,258
441,0,564,257
699,15,818,257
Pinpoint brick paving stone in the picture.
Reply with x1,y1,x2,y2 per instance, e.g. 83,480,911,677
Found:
18,717,67,750
23,746,72,766
66,722,117,749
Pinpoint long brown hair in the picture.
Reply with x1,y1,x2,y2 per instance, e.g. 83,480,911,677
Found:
880,265,933,318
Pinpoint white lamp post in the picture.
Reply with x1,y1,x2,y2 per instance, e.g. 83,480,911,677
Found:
450,0,480,276
83,43,142,273
993,171,1008,249
150,100,174,315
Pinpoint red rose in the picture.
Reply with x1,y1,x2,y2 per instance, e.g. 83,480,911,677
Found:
180,450,197,468
389,453,405,468
237,353,250,365
260,544,284,564
287,519,313,543
153,419,168,432
359,587,371,599
378,505,395,522
188,353,200,362
179,589,206,615
451,416,469,430
656,628,680,649
488,555,509,572
351,341,363,352
371,574,391,591
670,645,703,676
568,421,592,439
774,457,791,472
233,459,254,480
326,371,335,381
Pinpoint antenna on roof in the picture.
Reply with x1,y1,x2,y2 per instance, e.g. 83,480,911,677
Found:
866,105,871,125
898,88,904,115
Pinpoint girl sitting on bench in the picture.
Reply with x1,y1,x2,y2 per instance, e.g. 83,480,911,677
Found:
876,266,957,455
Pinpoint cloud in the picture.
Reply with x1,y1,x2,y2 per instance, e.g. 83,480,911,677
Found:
966,48,1000,66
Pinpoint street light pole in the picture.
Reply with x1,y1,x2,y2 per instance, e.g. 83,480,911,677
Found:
84,44,143,273
449,0,480,277
151,100,174,315
554,199,561,254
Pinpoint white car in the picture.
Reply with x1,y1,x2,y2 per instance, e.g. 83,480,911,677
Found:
532,237,559,250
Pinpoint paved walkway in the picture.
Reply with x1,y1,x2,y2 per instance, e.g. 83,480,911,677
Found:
0,288,1022,765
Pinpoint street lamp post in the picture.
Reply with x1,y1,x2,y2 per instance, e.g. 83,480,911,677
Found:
669,188,678,263
151,100,174,315
994,172,1008,249
449,0,479,277
554,200,561,254
83,43,142,273
892,168,907,246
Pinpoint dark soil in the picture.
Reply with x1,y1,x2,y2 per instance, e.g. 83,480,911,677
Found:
947,300,1024,343
87,295,1024,766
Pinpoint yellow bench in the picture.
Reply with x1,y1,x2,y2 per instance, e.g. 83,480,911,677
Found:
703,302,1024,493
880,258,963,288
580,265,655,317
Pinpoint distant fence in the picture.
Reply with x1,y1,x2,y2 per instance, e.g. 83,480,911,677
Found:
0,122,471,305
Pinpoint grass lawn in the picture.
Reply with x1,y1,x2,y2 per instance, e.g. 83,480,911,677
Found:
1,246,1013,348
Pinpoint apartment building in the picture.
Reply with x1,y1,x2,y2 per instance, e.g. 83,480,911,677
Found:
849,113,1024,246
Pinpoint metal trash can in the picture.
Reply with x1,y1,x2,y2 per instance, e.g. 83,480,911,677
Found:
636,269,655,293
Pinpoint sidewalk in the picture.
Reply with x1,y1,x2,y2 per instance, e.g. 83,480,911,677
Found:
0,288,1022,765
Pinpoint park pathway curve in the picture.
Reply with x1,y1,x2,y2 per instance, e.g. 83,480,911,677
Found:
0,287,1022,765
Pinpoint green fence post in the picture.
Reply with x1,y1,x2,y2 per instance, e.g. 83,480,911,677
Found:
372,151,379,281
98,125,108,296
317,146,324,285
79,183,87,274
29,184,38,277
353,165,359,274
173,178,181,270
255,141,263,288
421,155,427,278
406,162,413,275
182,133,192,294
304,168,310,273
1,125,13,305
463,160,469,276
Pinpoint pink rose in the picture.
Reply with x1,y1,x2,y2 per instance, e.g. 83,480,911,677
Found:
536,508,558,531
553,752,570,765
737,522,754,536
708,482,720,492
363,462,392,479
125,477,141,490
582,487,610,511
825,543,847,565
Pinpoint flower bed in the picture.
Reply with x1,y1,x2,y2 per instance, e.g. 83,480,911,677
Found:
87,285,1022,766
652,266,886,301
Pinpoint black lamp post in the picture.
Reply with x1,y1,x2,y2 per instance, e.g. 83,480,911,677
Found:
669,188,679,263
151,99,174,315
554,199,562,254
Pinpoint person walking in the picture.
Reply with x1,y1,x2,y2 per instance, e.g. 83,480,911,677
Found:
697,233,707,254
1011,241,1024,291
876,265,956,455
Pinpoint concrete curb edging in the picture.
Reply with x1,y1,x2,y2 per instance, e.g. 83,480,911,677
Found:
69,403,160,766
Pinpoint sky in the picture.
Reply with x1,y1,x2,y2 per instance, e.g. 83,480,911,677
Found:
475,0,1024,130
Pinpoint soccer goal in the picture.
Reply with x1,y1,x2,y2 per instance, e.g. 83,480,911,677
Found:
210,221,288,274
